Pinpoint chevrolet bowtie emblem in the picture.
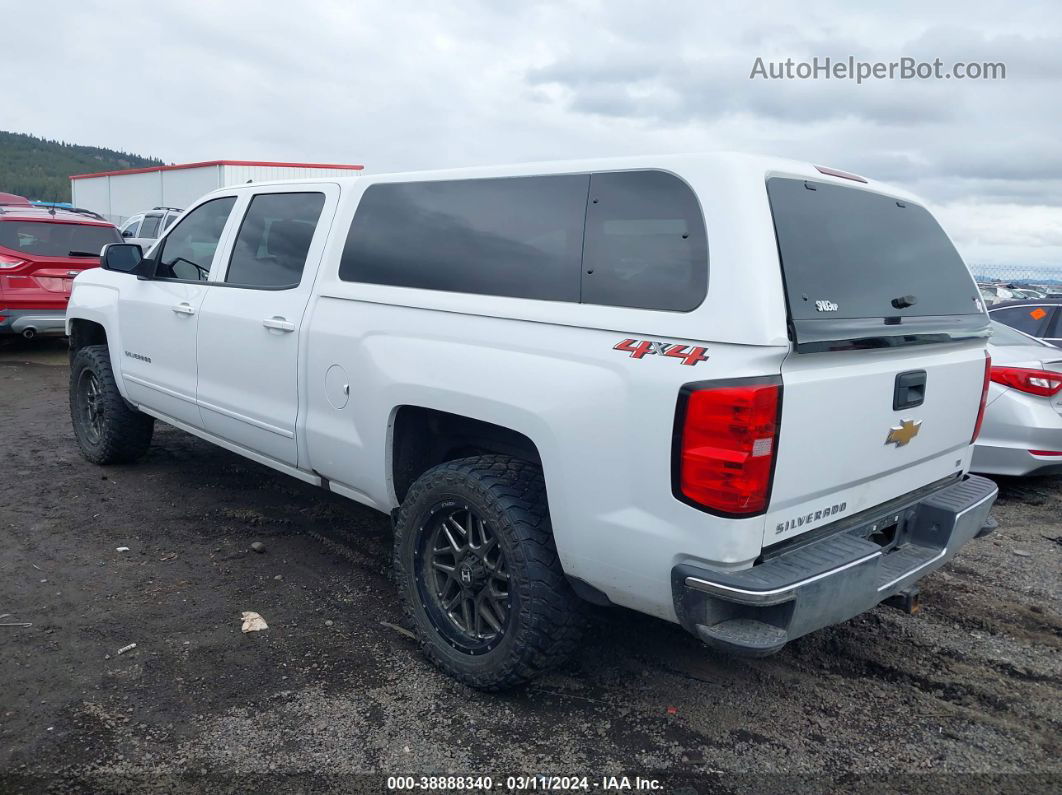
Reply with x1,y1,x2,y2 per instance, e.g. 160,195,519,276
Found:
886,419,922,447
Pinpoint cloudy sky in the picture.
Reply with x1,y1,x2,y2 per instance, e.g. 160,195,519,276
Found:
5,0,1062,267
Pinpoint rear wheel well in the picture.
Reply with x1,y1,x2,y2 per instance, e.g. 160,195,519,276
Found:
68,319,107,357
391,406,542,503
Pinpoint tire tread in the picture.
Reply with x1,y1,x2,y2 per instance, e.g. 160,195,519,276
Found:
394,455,582,690
69,344,154,464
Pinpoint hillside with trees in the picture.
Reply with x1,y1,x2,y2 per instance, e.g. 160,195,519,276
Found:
0,130,164,202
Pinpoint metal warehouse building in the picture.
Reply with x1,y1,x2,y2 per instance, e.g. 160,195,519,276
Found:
70,160,364,224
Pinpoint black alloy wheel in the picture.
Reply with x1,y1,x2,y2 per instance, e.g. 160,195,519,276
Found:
417,503,511,653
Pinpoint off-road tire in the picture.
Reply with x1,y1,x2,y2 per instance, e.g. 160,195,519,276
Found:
70,344,154,464
394,455,583,690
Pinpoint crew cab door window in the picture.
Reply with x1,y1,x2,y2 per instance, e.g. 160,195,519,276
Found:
224,192,326,288
153,197,236,281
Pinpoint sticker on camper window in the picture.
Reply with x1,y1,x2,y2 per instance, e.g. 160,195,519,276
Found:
613,338,709,366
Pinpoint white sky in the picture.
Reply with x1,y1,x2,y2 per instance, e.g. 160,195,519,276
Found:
4,0,1061,267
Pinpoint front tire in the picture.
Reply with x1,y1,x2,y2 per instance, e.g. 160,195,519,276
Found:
394,455,582,690
70,345,154,464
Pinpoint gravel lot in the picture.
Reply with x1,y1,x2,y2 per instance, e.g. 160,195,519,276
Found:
1,338,1059,793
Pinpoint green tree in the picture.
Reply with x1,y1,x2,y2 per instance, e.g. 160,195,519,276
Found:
0,130,164,203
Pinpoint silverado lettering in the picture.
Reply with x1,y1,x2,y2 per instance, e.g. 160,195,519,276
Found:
776,502,848,535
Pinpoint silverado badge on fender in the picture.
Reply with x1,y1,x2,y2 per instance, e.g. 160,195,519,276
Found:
886,418,922,447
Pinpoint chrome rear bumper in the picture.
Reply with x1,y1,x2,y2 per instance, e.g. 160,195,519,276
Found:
672,475,998,656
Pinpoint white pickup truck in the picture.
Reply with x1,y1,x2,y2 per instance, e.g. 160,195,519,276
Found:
66,153,998,689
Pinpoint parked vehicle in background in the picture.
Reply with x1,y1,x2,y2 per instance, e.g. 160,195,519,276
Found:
119,207,182,252
978,284,1014,305
0,192,32,206
972,321,1062,476
66,154,997,689
1010,288,1045,300
0,202,121,338
988,299,1062,348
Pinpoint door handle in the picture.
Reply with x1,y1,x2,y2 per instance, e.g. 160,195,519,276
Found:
262,316,296,332
171,302,196,316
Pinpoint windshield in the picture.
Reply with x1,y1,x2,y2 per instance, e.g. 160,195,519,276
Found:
0,220,121,258
768,178,981,320
989,320,1050,348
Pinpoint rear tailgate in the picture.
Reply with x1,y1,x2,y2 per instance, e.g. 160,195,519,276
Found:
764,176,990,547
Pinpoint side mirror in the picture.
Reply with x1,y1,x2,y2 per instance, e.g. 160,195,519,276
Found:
100,243,147,275
121,229,135,238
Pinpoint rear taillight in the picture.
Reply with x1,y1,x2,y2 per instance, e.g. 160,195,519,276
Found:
0,253,27,269
971,352,992,443
1030,449,1062,457
674,379,781,516
990,366,1062,398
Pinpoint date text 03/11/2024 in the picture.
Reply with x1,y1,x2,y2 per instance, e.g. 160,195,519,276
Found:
385,775,663,791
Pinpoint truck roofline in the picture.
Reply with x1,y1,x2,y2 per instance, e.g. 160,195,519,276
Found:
196,151,922,204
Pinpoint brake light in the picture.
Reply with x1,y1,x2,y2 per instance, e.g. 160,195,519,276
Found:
990,366,1062,398
674,379,781,516
0,253,27,269
971,352,992,443
1030,450,1062,456
814,165,868,183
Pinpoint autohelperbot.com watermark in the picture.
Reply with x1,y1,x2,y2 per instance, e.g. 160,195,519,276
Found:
750,56,1006,83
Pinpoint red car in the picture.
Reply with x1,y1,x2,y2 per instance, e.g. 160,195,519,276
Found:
0,196,121,338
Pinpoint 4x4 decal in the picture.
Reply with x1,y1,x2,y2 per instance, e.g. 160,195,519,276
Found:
613,338,709,366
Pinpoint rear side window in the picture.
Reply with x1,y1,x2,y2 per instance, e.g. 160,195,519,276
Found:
339,170,708,311
1047,309,1062,339
139,214,161,239
990,305,1052,337
0,221,121,257
582,171,707,311
340,175,588,301
225,192,326,288
768,178,980,320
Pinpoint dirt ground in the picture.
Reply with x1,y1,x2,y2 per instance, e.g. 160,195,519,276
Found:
1,337,1059,793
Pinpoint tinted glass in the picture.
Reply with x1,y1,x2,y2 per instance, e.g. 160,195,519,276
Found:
154,197,235,281
225,193,325,288
581,171,707,311
0,221,121,257
163,213,178,230
990,305,1051,336
121,217,141,236
340,175,589,301
988,320,1050,347
1047,309,1062,339
139,214,161,239
768,178,980,320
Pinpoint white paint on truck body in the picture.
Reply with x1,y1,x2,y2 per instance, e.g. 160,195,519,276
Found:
67,152,990,624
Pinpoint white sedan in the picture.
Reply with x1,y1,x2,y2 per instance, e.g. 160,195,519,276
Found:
973,321,1062,476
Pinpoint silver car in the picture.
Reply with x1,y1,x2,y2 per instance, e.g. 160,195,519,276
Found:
973,321,1062,476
